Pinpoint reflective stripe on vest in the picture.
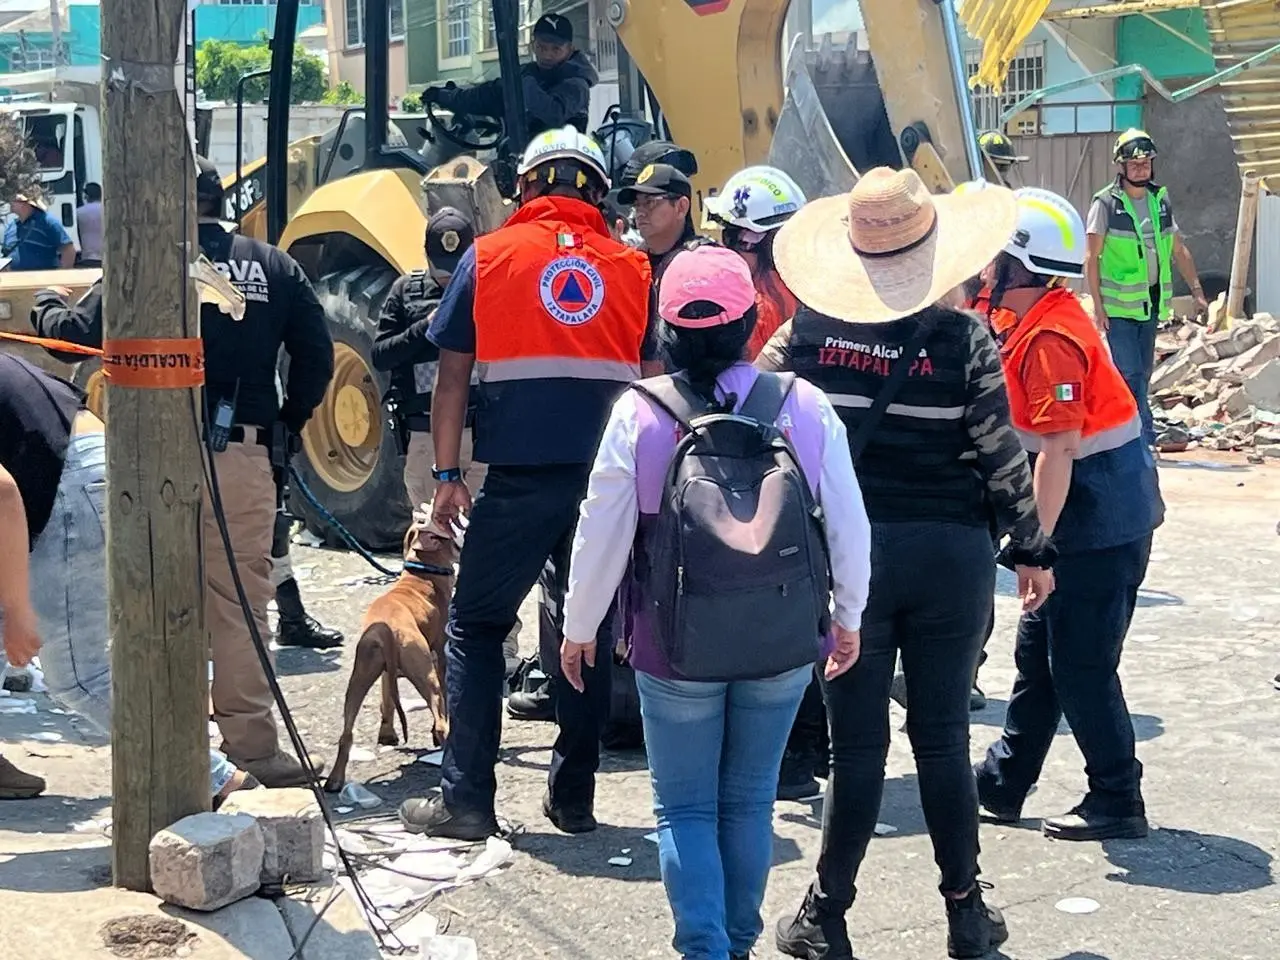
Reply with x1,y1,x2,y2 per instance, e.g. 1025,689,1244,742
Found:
1094,182,1175,322
479,356,642,382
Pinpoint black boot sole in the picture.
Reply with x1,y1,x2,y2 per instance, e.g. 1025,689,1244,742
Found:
1043,815,1149,841
775,923,854,960
542,795,597,834
777,778,822,802
948,917,1009,959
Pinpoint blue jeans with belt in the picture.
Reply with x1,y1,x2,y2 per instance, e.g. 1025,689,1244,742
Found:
27,432,238,798
638,664,812,960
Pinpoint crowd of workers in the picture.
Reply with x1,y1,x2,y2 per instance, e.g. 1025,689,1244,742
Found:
0,109,1191,960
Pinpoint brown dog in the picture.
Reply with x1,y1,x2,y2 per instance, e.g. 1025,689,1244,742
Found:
324,513,458,792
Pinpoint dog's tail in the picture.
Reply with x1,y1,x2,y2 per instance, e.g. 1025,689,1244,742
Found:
378,622,410,744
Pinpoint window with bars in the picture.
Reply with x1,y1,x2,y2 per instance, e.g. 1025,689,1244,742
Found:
445,0,472,58
965,42,1045,135
390,0,405,39
11,48,55,71
346,0,363,47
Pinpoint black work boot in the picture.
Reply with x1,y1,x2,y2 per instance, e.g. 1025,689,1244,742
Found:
542,790,597,834
945,883,1009,959
507,658,555,721
274,577,344,649
399,795,498,840
1042,805,1148,841
775,886,854,960
777,748,822,801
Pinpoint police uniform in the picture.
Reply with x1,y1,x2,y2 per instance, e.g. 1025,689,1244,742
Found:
417,190,652,833
195,161,334,783
371,207,481,510
976,286,1164,836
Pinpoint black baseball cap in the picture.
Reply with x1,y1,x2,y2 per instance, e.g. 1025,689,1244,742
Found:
617,163,693,205
196,156,224,202
532,13,572,43
620,139,698,186
425,206,475,273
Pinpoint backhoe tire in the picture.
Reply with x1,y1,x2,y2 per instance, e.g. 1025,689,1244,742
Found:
289,264,410,552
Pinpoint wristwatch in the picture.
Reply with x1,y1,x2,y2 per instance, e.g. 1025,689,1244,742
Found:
431,465,464,483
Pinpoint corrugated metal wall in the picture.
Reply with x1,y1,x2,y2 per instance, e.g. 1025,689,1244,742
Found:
1010,133,1116,218
1259,191,1280,318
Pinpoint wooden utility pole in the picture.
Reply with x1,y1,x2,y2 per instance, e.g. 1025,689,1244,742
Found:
102,0,208,890
1227,170,1261,322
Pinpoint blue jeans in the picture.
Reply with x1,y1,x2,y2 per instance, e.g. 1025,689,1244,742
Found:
27,432,237,798
1106,316,1158,446
637,664,812,960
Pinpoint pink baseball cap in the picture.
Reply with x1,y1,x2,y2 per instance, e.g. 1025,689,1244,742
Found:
657,246,757,328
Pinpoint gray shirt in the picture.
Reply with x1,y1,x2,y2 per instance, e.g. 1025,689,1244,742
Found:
1086,194,1178,286
75,200,103,262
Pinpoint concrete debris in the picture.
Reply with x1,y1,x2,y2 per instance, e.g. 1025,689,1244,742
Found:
149,813,265,912
422,935,479,960
216,787,324,886
1150,312,1280,453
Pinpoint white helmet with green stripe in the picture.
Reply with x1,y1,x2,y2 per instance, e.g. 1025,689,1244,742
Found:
1004,187,1086,279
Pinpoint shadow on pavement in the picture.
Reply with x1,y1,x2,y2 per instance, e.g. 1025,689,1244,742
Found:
1137,588,1183,608
0,793,111,835
1157,459,1250,473
0,841,110,893
273,646,344,677
1048,953,1114,960
1103,828,1274,894
965,697,1166,743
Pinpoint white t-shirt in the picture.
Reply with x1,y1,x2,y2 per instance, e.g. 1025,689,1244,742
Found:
76,200,103,262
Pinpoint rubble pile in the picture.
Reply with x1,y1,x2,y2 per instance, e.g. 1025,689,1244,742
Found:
1149,302,1280,455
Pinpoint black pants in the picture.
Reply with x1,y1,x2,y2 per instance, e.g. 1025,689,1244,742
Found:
816,522,994,910
786,667,828,756
977,536,1151,818
440,464,612,816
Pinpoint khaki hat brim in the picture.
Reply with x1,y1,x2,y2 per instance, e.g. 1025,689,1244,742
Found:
773,186,1020,323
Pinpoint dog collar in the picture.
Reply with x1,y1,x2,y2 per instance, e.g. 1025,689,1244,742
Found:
403,560,455,579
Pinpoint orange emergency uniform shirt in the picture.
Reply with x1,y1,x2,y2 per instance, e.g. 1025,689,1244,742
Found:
471,194,652,465
745,269,798,361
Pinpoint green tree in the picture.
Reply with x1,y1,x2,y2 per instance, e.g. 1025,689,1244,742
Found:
0,112,40,204
195,39,328,105
321,81,364,106
399,92,423,113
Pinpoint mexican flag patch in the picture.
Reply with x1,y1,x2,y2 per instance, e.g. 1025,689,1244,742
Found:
1053,383,1079,402
556,232,581,249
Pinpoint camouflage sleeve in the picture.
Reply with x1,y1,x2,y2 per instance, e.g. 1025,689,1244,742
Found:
754,319,795,372
963,317,1046,550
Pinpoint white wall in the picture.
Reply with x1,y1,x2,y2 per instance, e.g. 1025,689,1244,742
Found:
1258,191,1280,317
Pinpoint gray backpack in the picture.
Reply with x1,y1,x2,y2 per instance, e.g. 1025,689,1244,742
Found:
630,371,832,682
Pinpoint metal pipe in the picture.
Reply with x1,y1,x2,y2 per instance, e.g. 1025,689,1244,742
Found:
235,68,270,225
364,0,390,169
265,0,299,245
937,0,982,181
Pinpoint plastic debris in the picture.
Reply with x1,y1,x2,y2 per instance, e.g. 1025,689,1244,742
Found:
348,746,376,763
422,934,478,960
29,731,64,743
457,836,513,883
418,750,444,766
332,829,371,854
338,782,383,809
873,822,898,836
1055,897,1101,915
607,856,633,867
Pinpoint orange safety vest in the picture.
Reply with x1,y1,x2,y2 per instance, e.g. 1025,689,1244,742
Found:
996,287,1138,453
472,194,652,465
745,269,798,361
969,286,992,317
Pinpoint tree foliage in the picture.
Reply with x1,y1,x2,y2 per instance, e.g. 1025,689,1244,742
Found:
399,92,423,113
0,112,40,205
195,39,329,105
321,81,364,106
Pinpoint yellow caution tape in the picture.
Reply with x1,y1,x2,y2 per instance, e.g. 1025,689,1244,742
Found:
957,0,1052,94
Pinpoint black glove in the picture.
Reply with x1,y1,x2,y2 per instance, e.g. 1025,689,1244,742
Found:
996,532,1058,571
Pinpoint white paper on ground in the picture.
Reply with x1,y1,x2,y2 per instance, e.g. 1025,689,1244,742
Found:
0,698,37,715
644,832,660,844
873,823,898,836
29,731,63,742
417,750,444,766
607,856,633,867
348,746,376,763
422,934,478,960
1055,897,1101,915
456,836,513,883
401,696,429,713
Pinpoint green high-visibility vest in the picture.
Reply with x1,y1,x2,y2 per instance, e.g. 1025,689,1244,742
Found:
1093,181,1175,323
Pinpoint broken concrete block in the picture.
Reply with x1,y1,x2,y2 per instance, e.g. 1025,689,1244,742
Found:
1259,445,1280,459
150,813,264,912
1191,399,1222,423
1150,356,1197,393
1207,324,1261,360
1243,360,1280,411
1229,336,1280,374
1222,387,1253,418
217,788,323,886
1254,428,1280,446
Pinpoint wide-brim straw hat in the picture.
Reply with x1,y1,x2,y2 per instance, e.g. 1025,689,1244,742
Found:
773,167,1019,324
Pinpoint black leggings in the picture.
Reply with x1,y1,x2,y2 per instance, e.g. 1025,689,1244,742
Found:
813,521,995,910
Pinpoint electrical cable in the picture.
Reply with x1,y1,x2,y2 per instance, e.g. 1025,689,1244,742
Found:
286,466,402,577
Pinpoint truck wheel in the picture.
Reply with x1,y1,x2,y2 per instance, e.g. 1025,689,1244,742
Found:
289,265,410,552
73,357,107,420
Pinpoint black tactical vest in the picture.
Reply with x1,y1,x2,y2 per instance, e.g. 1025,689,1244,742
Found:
782,307,990,526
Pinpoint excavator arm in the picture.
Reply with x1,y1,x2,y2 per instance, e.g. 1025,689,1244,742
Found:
611,0,1001,200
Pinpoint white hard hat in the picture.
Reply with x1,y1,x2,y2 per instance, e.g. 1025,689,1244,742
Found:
517,125,611,190
705,165,806,232
952,178,994,196
1005,187,1086,279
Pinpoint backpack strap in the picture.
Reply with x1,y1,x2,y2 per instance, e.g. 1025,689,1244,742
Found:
631,373,713,432
847,312,939,463
737,371,796,425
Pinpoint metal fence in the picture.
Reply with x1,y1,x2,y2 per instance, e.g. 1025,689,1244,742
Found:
1007,131,1118,220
